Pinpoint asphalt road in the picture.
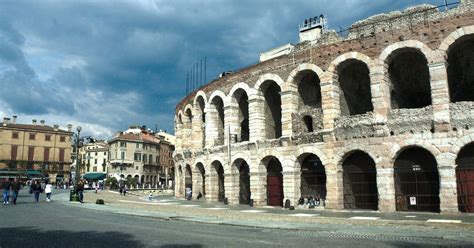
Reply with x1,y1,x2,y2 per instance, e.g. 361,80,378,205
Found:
0,190,473,248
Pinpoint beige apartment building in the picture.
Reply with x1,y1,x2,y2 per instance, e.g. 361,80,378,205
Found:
108,126,175,187
0,116,73,183
79,141,109,175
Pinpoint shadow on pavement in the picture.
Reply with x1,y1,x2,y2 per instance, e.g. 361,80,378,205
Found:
0,227,145,248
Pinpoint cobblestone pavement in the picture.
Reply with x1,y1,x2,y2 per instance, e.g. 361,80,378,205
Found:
53,189,474,243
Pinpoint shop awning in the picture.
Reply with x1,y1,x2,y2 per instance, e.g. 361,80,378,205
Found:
0,170,27,179
83,173,107,180
26,170,45,179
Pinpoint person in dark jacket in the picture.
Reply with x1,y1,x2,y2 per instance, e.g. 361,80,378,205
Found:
31,180,42,203
2,179,11,205
11,178,21,205
76,180,85,203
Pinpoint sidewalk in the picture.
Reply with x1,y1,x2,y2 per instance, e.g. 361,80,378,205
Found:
54,190,474,243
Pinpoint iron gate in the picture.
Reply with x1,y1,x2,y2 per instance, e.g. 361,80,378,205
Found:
239,164,251,205
343,152,378,210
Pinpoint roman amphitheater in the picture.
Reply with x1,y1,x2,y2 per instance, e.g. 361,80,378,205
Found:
174,1,474,213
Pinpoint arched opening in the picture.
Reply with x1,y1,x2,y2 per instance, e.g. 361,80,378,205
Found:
196,96,206,147
338,59,373,116
448,35,474,102
297,70,322,108
233,89,249,142
140,175,144,185
210,96,225,146
302,115,313,133
394,147,440,212
262,81,282,139
185,108,192,128
134,175,139,186
342,151,378,210
456,142,474,213
185,164,193,198
300,154,326,202
212,161,225,202
236,160,251,205
195,162,206,196
388,48,431,109
263,156,283,206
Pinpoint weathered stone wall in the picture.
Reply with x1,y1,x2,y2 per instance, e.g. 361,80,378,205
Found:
173,3,474,214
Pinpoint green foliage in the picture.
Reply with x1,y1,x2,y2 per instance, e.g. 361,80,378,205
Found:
105,177,118,189
126,177,138,187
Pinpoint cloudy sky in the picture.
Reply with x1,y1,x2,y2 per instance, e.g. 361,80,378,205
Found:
0,0,445,138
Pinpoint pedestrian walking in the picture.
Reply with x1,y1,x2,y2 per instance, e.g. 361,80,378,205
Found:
11,178,21,205
95,182,99,194
2,179,11,205
31,180,42,203
123,185,128,196
45,181,53,202
76,180,85,203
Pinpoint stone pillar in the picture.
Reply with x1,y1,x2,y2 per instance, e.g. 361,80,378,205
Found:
325,164,343,209
370,62,390,136
438,153,458,213
282,161,299,206
320,73,339,133
280,89,299,137
429,59,451,132
224,105,239,145
175,123,183,150
205,106,218,147
192,107,204,149
376,167,396,212
248,94,266,142
223,172,237,204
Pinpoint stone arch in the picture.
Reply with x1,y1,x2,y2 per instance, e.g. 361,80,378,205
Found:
229,86,250,142
440,26,474,103
209,159,226,202
328,52,374,116
228,82,252,102
207,91,226,146
335,145,378,171
379,40,434,63
260,155,284,206
451,133,474,156
194,161,206,196
177,110,184,124
455,141,474,212
380,41,433,109
294,145,329,170
390,141,441,165
285,63,325,91
208,90,227,108
254,73,285,91
257,149,284,172
193,90,208,106
209,154,226,171
296,152,327,202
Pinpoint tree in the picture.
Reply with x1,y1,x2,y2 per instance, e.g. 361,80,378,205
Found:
105,177,118,189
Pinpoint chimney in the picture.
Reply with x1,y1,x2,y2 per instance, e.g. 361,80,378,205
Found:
32,119,37,125
40,120,45,126
53,124,59,131
67,124,72,132
12,115,17,124
3,117,10,126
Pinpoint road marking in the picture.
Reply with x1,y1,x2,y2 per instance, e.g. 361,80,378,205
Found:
350,216,380,220
261,206,277,209
405,215,417,218
204,207,229,210
288,213,320,217
108,191,120,194
240,210,267,213
427,219,462,224
181,204,200,207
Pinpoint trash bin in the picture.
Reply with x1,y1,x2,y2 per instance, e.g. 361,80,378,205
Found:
70,188,79,202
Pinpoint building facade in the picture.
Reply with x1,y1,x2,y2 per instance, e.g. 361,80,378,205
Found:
174,2,474,213
79,141,109,175
0,116,73,183
108,126,174,187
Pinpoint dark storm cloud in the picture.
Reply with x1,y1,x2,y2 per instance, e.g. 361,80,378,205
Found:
0,0,443,137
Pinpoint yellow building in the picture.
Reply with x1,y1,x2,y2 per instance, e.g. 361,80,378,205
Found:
0,116,73,183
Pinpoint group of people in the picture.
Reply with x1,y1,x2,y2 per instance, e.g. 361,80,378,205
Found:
2,178,21,205
119,184,128,196
298,195,323,208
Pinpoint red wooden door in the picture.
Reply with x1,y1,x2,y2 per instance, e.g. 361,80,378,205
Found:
457,168,474,213
267,175,283,206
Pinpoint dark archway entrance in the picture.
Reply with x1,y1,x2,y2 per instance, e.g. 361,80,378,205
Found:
233,89,249,142
185,165,192,197
261,81,282,139
300,154,326,201
211,96,225,146
238,161,251,205
388,48,431,109
342,151,378,210
338,59,373,116
265,157,283,206
447,34,474,102
196,163,206,195
212,161,225,202
394,147,440,212
456,143,474,213
196,96,206,147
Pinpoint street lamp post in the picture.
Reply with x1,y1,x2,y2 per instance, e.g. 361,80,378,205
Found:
75,126,82,184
